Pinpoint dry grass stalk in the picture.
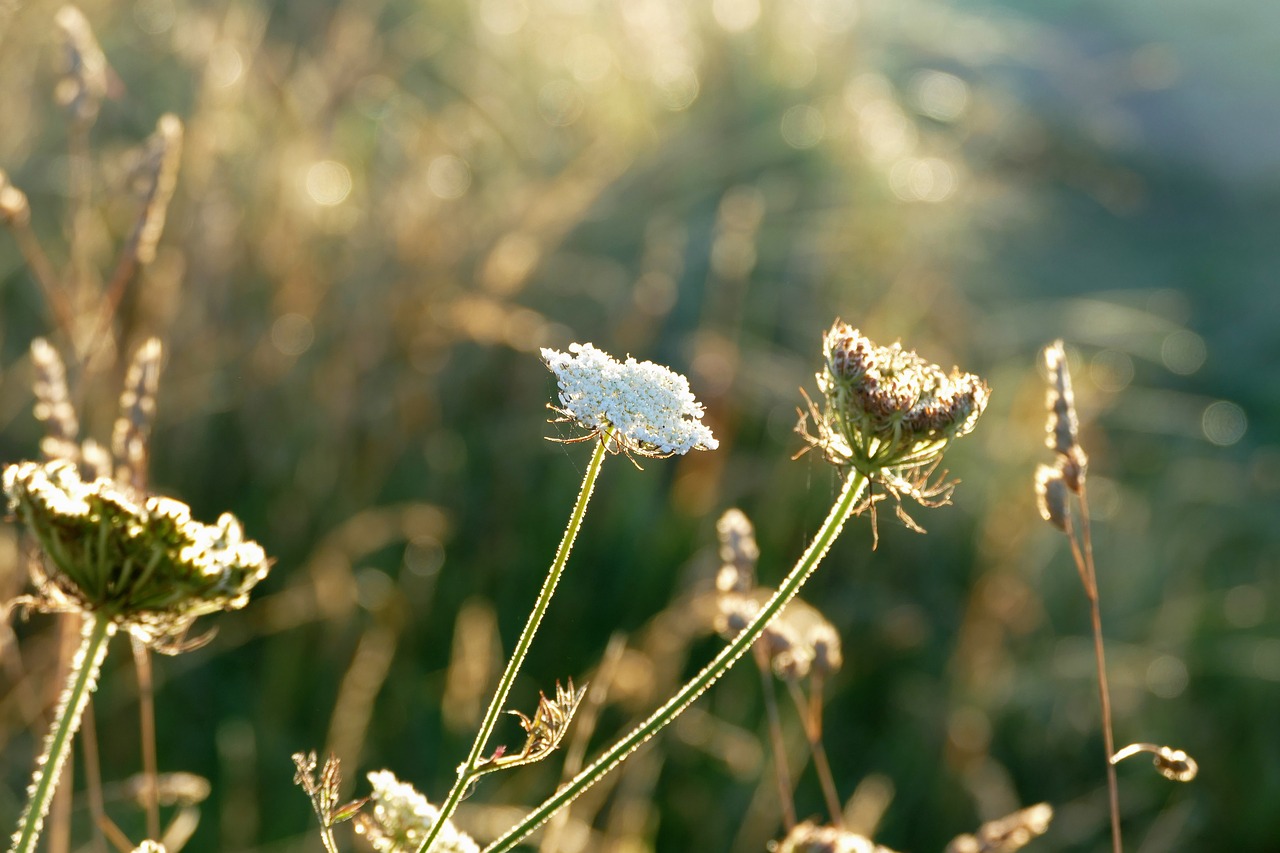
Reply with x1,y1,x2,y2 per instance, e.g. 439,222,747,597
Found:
111,338,163,492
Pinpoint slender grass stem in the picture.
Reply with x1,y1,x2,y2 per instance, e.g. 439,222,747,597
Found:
131,637,161,841
754,646,796,831
9,613,115,853
483,467,868,853
417,438,610,853
785,676,843,827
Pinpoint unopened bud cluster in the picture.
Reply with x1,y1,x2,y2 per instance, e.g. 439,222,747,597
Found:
3,460,270,645
810,322,989,473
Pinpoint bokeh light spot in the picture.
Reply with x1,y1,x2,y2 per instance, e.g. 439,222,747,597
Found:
271,313,315,356
427,155,472,200
781,104,825,149
889,157,956,202
654,64,700,111
713,0,760,33
911,70,969,122
479,0,528,34
1090,349,1134,393
538,80,584,126
1146,655,1189,698
133,0,175,34
305,160,352,206
1162,329,1206,374
208,43,245,89
1202,401,1247,446
1224,584,1266,628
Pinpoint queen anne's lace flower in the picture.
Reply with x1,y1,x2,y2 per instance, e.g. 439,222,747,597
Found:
356,771,479,853
541,343,718,457
2,459,270,648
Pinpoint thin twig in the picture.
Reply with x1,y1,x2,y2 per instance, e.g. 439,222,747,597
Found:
754,645,796,831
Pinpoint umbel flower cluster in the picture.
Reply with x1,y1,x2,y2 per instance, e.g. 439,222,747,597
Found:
802,321,989,476
3,459,270,647
541,342,717,457
355,771,479,853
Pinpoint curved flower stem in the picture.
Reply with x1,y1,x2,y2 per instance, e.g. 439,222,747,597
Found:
484,467,868,853
10,613,114,853
418,438,610,853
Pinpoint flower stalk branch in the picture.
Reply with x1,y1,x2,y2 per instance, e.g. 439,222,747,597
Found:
9,614,114,853
417,439,608,853
483,466,869,853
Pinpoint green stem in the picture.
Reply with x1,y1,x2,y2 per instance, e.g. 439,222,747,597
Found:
484,467,868,853
418,439,610,853
9,613,115,853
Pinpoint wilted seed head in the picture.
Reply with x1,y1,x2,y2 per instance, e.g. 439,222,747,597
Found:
778,821,902,853
541,343,717,458
807,322,989,474
2,460,270,648
356,771,478,853
1042,341,1088,491
1034,463,1069,532
945,803,1053,853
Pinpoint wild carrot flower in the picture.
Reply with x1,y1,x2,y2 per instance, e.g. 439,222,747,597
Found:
801,321,989,476
356,772,479,853
541,342,717,457
3,459,270,649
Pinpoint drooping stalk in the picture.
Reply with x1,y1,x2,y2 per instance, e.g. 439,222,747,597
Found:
417,438,610,853
10,613,115,853
484,467,868,853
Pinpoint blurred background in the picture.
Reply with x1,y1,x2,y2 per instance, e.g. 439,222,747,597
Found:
1,0,1277,850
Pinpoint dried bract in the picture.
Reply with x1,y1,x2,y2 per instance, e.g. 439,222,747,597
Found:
355,771,479,853
3,460,271,649
479,680,587,772
542,343,717,458
945,803,1053,853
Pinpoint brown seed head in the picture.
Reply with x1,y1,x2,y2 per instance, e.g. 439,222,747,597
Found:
1042,341,1088,490
1034,463,1069,532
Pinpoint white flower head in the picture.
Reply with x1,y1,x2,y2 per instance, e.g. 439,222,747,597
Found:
356,771,478,853
541,342,718,458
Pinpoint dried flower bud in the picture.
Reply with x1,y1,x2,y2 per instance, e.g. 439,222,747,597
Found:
355,771,478,853
1034,463,1069,532
778,821,902,853
3,460,271,648
945,803,1053,853
542,343,717,457
801,321,989,476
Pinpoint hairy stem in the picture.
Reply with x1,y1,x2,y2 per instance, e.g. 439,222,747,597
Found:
417,438,610,853
9,614,114,853
484,467,868,853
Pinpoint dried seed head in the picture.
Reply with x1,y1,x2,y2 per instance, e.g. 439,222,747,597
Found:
356,771,478,853
1034,463,1069,532
778,821,902,853
715,508,758,593
1042,341,1088,490
945,803,1053,853
54,6,111,124
129,115,184,266
31,338,80,464
2,460,271,649
130,842,166,853
800,321,989,482
542,343,717,457
112,338,163,491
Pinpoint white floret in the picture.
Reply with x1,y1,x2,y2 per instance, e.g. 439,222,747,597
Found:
541,343,718,456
